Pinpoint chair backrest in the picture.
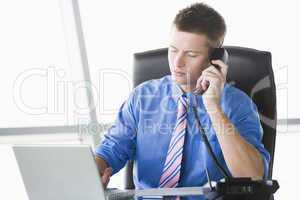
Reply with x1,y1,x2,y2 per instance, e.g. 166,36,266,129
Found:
125,46,277,189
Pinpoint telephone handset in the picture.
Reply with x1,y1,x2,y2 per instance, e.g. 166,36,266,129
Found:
193,47,228,95
209,47,228,68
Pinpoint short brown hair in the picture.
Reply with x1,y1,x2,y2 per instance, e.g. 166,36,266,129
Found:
173,3,226,48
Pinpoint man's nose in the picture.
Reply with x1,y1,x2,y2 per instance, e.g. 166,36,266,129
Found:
174,53,185,69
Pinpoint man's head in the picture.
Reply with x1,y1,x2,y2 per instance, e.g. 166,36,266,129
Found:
168,3,226,92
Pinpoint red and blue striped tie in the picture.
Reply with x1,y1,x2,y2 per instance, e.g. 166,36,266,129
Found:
159,95,188,192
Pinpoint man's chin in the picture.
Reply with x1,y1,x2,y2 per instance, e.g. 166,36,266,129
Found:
171,78,195,92
171,76,190,86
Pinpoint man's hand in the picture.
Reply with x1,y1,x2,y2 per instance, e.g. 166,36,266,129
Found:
100,167,112,188
196,59,228,111
95,156,112,188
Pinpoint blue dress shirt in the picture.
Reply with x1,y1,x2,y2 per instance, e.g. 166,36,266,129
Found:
95,75,270,199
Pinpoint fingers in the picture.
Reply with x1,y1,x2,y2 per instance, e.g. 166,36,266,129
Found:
193,76,203,94
203,65,225,81
201,80,209,91
205,65,223,77
211,59,228,76
200,73,219,88
199,71,222,94
103,167,113,178
101,167,112,188
202,67,226,83
194,70,218,94
194,76,209,94
194,61,228,94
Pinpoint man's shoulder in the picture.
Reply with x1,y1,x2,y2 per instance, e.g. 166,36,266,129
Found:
222,83,254,108
133,75,173,95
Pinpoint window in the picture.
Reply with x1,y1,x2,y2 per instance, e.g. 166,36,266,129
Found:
0,0,90,128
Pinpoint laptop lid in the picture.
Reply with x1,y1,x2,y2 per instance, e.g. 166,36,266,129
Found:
13,145,106,200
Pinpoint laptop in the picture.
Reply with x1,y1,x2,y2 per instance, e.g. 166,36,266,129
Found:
2,145,132,200
1,145,205,200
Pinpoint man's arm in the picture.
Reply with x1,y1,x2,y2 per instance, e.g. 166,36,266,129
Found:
94,89,139,187
207,106,264,180
199,60,266,180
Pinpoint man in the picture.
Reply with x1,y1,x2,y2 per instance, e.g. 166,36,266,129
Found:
95,2,270,197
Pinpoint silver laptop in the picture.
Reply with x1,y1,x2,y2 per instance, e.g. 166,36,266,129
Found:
10,145,134,200
3,145,205,200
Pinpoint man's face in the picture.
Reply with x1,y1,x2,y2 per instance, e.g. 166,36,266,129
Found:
168,27,211,92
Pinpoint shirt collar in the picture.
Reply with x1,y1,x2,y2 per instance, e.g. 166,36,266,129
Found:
170,80,184,102
170,78,202,107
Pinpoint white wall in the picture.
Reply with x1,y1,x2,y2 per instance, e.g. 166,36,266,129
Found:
78,0,299,121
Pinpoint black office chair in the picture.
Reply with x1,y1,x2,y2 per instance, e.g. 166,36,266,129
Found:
125,46,277,192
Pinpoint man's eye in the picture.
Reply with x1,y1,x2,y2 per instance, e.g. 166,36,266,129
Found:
187,53,198,57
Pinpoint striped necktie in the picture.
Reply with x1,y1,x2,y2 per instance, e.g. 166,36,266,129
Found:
159,95,188,190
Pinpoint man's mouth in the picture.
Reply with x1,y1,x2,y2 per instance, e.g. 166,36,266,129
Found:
174,71,186,76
